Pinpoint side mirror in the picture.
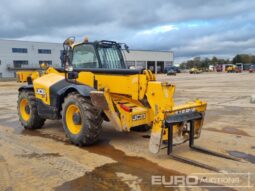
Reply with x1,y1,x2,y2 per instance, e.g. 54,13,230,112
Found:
119,43,130,53
62,37,74,69
60,51,65,67
64,65,74,72
124,44,130,53
65,65,78,80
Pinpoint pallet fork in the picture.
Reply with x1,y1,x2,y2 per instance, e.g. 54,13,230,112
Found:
165,112,241,172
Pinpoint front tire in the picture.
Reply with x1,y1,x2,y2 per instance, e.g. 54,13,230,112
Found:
62,92,103,146
17,90,45,129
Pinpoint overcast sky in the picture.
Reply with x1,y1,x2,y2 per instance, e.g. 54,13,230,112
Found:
1,0,255,63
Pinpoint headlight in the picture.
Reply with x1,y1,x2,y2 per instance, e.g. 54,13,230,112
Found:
65,65,74,72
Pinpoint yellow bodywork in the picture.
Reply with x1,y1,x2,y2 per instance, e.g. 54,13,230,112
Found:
226,65,236,72
33,72,64,105
16,71,40,83
17,67,207,153
189,68,202,74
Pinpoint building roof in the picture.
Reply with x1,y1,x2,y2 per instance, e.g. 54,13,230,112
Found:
0,38,61,45
0,39,172,53
129,49,173,53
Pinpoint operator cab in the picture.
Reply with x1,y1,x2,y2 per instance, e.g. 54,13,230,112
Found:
72,41,127,69
61,37,129,70
61,37,143,80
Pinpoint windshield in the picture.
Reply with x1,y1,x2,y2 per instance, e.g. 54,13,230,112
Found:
72,44,99,68
98,46,125,69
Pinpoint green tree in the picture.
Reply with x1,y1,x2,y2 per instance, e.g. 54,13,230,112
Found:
232,54,241,64
211,56,218,65
180,54,255,70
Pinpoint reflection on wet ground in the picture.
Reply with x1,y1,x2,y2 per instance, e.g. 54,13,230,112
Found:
17,152,61,159
228,151,255,164
23,126,182,190
55,140,182,191
205,127,251,137
13,122,233,191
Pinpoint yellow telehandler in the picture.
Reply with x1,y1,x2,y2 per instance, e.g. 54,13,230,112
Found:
16,37,239,171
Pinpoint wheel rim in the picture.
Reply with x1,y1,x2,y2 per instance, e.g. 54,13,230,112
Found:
20,99,30,121
65,104,82,134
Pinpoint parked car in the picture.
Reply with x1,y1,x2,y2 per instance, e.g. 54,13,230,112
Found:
167,69,177,76
216,65,223,72
249,65,255,73
164,66,181,73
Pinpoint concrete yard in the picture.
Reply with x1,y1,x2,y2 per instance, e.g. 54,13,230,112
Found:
0,72,254,191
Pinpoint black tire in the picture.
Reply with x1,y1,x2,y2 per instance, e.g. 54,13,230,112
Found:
17,90,45,129
62,92,103,146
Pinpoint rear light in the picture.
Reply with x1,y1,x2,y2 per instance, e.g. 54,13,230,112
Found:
119,104,132,112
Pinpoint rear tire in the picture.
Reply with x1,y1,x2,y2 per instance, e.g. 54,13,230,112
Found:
17,90,45,129
62,92,103,146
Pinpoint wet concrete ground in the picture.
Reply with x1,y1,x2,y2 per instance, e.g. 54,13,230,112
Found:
0,72,255,191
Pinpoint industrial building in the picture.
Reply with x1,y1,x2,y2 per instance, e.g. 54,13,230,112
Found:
0,39,173,78
124,50,174,73
0,39,63,78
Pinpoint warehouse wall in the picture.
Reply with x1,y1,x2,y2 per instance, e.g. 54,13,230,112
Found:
124,50,173,62
0,39,62,78
123,50,174,73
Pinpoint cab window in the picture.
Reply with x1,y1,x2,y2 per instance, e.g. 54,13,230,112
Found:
72,44,99,68
98,46,124,69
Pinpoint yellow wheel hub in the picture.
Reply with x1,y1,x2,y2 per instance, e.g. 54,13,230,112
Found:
20,99,30,121
66,104,82,134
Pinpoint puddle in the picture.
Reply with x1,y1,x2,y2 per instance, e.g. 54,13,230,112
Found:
222,127,251,137
53,137,181,191
228,151,255,164
205,127,251,137
206,106,241,118
55,163,138,191
20,120,67,142
55,138,235,191
22,129,68,143
18,152,61,159
5,119,235,190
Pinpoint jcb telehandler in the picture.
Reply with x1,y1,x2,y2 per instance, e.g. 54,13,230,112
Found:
16,37,239,171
